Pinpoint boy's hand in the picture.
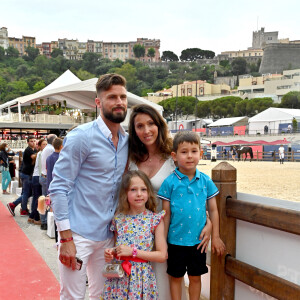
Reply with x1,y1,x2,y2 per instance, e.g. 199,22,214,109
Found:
211,236,226,256
104,248,115,262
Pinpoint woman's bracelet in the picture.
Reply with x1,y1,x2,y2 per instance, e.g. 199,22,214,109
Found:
132,246,138,258
60,237,73,243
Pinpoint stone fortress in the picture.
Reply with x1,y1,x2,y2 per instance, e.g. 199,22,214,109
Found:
259,43,300,74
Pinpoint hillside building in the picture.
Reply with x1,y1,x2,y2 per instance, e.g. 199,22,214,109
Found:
0,27,9,49
145,80,231,103
8,36,36,56
252,27,279,49
238,69,300,102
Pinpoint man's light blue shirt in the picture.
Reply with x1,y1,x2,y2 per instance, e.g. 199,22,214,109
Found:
157,168,219,246
49,115,128,241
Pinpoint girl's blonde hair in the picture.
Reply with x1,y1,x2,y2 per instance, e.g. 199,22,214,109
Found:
117,170,157,214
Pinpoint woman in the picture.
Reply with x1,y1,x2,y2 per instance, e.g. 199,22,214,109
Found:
128,104,212,300
28,138,48,224
0,143,15,194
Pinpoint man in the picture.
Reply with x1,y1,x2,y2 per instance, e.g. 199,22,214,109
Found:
278,144,285,164
39,133,57,230
7,136,37,216
49,74,128,299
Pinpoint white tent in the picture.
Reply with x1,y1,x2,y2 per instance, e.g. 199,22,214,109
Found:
0,70,163,120
248,107,300,134
208,116,248,127
0,70,81,111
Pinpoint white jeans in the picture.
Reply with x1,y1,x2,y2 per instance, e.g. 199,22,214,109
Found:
58,232,114,300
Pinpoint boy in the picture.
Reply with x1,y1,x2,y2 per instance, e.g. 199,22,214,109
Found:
158,131,225,300
44,137,63,235
46,137,63,190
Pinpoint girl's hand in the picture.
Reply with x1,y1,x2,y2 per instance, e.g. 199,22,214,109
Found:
104,248,115,262
197,217,212,253
115,245,134,257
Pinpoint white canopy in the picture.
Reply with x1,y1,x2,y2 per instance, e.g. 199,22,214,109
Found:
208,116,248,127
248,107,300,134
0,70,81,111
0,70,163,117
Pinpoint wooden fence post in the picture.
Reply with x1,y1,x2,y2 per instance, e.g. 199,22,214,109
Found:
210,162,237,300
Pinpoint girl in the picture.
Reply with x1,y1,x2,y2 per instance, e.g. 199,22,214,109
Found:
128,104,212,299
101,170,167,300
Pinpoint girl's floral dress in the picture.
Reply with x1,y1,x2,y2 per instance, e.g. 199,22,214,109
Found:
101,209,165,300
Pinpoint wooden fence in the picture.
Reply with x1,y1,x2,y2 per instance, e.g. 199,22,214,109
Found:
210,162,300,300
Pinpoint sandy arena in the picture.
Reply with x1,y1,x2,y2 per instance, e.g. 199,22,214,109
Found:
197,160,299,202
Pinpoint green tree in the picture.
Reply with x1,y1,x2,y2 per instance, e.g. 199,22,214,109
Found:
161,51,179,62
196,101,211,118
34,55,50,76
280,91,300,109
24,46,39,61
82,52,100,74
231,58,247,75
147,48,155,61
219,60,230,68
6,46,19,57
0,76,7,102
292,117,298,133
158,96,196,119
50,55,70,73
51,48,63,58
180,48,215,61
7,80,30,96
0,46,5,60
111,63,138,91
33,81,46,93
76,69,94,80
16,64,29,78
133,44,145,60
24,75,43,90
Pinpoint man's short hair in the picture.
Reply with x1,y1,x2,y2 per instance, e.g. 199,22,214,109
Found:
172,131,200,152
96,73,126,96
52,137,63,151
27,135,35,142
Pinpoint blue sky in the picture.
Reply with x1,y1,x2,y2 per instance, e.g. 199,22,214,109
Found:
2,0,300,56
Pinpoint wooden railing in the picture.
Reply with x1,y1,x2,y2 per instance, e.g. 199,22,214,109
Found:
210,162,300,300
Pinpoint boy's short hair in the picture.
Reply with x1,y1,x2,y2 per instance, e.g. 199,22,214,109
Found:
52,137,63,151
96,73,126,96
172,131,200,152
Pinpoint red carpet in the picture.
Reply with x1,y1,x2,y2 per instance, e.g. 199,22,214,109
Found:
0,202,60,299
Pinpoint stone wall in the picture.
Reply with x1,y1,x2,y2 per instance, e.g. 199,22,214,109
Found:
259,44,300,74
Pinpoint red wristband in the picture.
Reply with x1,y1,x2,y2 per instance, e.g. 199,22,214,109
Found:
60,237,73,243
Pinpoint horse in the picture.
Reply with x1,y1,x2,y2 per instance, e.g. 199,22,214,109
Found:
236,146,253,162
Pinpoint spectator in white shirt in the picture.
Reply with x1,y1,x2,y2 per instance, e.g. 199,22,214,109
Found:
39,133,57,229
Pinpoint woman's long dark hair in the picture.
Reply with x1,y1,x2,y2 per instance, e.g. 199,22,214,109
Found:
128,104,173,163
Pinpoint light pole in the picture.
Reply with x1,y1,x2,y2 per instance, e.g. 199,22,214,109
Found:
195,80,197,133
175,81,178,131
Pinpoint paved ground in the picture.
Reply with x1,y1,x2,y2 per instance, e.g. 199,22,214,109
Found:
0,198,60,299
0,192,90,299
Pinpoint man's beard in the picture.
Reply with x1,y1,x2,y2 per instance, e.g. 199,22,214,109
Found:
102,106,127,123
